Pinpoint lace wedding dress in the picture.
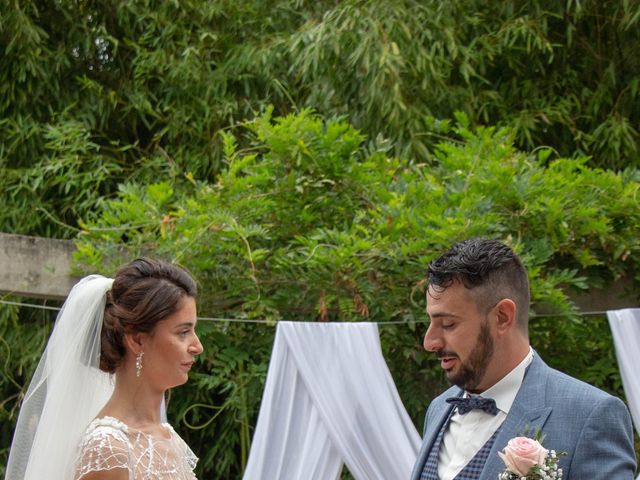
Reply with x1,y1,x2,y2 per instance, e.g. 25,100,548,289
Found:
74,417,198,480
6,276,202,480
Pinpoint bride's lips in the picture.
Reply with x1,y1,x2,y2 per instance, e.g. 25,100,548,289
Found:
181,361,194,370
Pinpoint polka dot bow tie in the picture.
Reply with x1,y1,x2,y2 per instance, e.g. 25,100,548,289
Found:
445,395,499,416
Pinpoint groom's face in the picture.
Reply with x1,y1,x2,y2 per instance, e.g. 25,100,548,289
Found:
424,280,496,393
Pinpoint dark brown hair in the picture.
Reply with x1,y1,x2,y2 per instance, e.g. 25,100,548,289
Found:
100,258,197,373
427,238,530,332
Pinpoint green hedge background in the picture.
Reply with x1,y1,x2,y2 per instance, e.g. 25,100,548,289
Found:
1,1,639,477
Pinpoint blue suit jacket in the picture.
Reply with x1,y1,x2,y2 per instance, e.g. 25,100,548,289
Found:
410,353,637,479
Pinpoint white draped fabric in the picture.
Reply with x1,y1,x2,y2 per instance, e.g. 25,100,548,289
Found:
243,321,421,480
607,308,640,480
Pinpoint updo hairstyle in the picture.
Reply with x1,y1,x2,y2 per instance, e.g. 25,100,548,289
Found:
99,258,197,373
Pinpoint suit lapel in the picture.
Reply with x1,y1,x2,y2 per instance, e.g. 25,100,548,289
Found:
424,398,458,450
481,354,552,479
411,389,459,480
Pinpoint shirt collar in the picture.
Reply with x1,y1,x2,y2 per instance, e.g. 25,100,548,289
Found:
468,346,534,414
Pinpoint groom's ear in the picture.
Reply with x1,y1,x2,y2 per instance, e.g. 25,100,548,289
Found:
494,298,516,335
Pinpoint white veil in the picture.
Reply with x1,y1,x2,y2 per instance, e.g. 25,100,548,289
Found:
5,275,115,480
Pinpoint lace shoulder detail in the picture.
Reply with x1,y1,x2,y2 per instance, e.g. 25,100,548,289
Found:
75,417,132,479
163,423,198,471
75,417,198,479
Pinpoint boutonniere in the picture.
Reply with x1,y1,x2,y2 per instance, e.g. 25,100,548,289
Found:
498,432,566,480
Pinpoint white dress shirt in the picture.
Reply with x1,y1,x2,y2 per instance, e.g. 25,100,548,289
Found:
437,348,534,480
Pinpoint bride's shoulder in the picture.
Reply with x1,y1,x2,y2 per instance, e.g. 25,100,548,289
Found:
80,416,130,444
75,417,132,479
162,422,199,471
77,416,131,458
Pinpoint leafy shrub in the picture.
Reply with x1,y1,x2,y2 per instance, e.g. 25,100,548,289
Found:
68,110,640,477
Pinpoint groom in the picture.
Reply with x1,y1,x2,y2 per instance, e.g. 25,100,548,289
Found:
410,238,637,480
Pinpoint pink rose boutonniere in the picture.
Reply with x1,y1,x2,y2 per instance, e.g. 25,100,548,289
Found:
498,436,565,479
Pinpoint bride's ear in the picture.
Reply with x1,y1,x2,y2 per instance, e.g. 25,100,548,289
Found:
123,332,145,353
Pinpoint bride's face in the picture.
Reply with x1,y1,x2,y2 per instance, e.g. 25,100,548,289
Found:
140,296,203,390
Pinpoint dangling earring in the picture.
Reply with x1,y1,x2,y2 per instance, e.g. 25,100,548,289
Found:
136,351,144,377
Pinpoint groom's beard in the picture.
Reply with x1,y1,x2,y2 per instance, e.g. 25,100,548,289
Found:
441,319,494,393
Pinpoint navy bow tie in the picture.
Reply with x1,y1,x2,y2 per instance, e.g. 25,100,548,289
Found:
446,395,499,415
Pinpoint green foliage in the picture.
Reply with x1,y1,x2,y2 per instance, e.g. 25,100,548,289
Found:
2,0,640,238
280,0,640,168
2,0,640,471
66,111,639,477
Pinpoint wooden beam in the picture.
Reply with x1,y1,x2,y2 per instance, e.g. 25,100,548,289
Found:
568,278,637,313
0,232,637,310
0,232,79,300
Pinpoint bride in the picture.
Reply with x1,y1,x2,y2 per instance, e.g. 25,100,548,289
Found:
5,258,204,480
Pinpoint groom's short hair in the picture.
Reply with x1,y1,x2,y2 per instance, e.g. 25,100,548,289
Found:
427,237,530,332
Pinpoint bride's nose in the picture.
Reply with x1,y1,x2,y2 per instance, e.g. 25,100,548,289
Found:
189,334,204,356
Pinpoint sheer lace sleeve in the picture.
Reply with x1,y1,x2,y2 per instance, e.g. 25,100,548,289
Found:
74,417,198,480
163,423,198,473
74,418,132,480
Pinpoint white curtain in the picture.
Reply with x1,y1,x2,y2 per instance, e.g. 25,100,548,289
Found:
243,321,421,480
607,308,640,480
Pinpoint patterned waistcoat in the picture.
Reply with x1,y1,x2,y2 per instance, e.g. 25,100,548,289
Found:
420,409,500,480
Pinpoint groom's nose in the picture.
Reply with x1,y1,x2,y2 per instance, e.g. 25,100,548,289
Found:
423,323,443,352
